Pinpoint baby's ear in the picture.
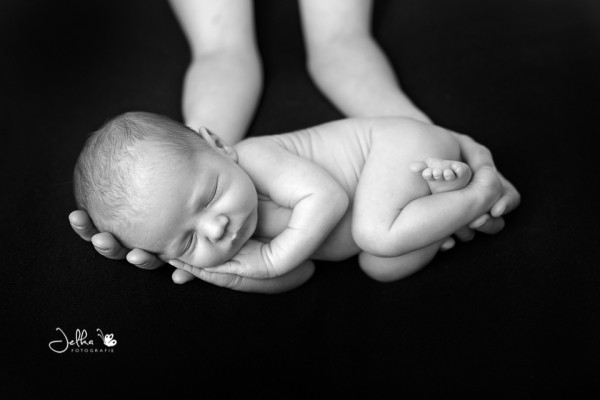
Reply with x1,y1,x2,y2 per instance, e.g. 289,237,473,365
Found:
197,127,237,162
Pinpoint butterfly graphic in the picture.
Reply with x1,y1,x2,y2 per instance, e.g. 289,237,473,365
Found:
97,329,117,347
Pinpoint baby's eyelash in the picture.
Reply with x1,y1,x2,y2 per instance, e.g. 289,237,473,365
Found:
205,179,220,208
184,232,196,255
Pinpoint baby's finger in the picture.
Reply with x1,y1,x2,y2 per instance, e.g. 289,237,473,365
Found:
69,210,99,241
171,269,196,284
91,232,128,260
126,248,164,270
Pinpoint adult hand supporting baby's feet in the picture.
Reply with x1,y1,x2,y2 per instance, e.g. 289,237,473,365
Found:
449,167,514,244
462,169,517,237
448,131,521,240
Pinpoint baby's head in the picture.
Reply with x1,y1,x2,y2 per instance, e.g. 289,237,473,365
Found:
73,111,258,268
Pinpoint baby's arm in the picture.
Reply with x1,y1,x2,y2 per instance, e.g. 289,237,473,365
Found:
205,138,349,279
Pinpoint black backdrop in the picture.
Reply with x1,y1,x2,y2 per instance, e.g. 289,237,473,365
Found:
2,0,599,396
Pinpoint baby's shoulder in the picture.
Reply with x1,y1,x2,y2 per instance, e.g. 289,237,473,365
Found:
234,136,295,178
235,135,286,159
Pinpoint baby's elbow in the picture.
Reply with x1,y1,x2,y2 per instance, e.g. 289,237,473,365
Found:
329,186,350,219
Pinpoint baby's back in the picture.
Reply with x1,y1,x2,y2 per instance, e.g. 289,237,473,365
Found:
261,117,431,199
262,118,375,199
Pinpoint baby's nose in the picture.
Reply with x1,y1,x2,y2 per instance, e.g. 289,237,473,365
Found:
206,214,229,243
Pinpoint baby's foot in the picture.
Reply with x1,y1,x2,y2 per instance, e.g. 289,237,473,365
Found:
409,158,472,193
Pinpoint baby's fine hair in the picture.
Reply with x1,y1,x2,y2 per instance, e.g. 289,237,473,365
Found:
73,111,209,237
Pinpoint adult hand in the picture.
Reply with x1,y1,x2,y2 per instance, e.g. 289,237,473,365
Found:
450,132,521,241
201,239,278,279
69,210,168,271
169,258,315,294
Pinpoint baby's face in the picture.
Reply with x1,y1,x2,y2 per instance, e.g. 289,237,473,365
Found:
129,142,258,268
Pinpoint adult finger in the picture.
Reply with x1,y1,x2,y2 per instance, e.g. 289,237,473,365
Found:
469,214,505,235
171,269,196,284
126,248,165,270
491,172,521,217
169,260,245,289
440,237,455,252
68,210,99,241
90,232,129,260
454,225,476,242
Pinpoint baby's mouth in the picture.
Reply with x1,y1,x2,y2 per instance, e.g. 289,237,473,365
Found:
221,216,247,244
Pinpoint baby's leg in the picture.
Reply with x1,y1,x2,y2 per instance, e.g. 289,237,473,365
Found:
409,158,472,193
352,119,496,281
353,120,461,253
358,241,445,283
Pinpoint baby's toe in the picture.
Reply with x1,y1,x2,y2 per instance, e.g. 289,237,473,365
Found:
443,168,457,181
422,168,434,181
451,163,465,176
432,168,444,180
409,161,427,175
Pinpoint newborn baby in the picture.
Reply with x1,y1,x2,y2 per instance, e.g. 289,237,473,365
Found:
73,112,503,292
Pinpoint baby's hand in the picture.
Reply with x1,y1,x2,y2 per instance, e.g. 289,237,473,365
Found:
203,239,279,279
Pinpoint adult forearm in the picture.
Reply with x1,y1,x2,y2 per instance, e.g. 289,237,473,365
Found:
182,51,262,145
307,36,431,123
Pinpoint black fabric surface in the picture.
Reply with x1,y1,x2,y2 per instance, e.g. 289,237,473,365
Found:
2,0,599,396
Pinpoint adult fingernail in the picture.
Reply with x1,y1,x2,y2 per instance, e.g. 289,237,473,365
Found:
91,238,107,250
470,216,485,228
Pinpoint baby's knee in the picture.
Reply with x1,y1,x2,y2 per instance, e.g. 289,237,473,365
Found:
358,252,421,283
358,247,438,283
352,224,397,258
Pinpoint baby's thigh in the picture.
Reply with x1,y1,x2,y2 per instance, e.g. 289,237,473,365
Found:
351,124,460,249
353,126,458,219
